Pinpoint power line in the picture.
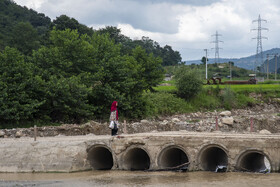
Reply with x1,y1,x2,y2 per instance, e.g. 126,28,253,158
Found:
211,31,223,63
252,14,268,74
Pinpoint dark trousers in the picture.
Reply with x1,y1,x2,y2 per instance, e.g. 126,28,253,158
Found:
111,128,118,136
111,122,118,136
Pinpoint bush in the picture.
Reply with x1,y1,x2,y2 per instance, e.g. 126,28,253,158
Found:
190,89,220,110
175,69,203,100
236,94,255,107
143,92,192,116
221,86,236,110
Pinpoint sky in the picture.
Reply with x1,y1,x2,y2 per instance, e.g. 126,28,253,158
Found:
14,0,280,62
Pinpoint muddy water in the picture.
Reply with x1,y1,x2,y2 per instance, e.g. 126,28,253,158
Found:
0,171,279,187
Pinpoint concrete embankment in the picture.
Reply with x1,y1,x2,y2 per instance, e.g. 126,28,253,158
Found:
0,132,280,173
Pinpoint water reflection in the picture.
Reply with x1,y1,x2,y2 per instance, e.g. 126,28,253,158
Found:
0,171,279,187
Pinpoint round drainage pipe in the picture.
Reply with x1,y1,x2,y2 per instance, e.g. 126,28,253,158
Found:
123,148,150,170
238,152,271,173
158,147,189,170
200,146,228,172
87,146,113,170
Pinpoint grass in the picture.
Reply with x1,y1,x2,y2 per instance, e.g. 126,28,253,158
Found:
155,84,280,93
204,84,280,93
148,79,280,118
258,80,280,84
154,85,176,92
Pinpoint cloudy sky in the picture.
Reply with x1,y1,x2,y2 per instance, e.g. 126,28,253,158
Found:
14,0,280,61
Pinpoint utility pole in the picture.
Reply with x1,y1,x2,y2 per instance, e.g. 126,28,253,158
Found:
211,31,223,64
252,15,268,74
266,54,269,80
229,62,232,80
265,53,278,80
275,55,278,80
204,49,208,80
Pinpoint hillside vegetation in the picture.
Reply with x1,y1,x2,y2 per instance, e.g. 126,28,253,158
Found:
0,0,279,129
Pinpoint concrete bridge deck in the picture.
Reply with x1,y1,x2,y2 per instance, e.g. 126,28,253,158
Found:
0,131,279,173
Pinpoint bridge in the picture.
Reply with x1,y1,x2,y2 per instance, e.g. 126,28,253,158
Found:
0,132,279,173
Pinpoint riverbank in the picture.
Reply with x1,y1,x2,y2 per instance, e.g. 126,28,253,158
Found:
0,132,279,173
0,102,279,138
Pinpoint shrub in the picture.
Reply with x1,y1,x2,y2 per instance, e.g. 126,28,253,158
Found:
191,90,220,110
143,92,193,116
221,86,236,110
236,94,255,107
175,69,203,100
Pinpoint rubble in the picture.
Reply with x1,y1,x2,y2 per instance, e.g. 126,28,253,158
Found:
0,103,279,138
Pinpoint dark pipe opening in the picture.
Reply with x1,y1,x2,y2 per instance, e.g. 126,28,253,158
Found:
200,146,228,172
238,152,270,172
87,146,113,170
124,148,150,170
159,148,189,169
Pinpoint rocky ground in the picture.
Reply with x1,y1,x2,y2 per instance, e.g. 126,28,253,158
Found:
0,102,279,138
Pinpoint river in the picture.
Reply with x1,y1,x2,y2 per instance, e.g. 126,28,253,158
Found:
0,171,279,187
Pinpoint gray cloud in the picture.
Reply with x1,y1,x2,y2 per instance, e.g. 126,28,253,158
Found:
38,0,185,34
13,0,280,60
129,0,221,6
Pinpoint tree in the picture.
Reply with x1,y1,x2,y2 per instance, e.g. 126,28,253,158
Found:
0,0,51,51
228,61,234,66
161,45,182,66
32,29,163,120
43,75,93,123
201,56,208,65
96,26,130,44
52,15,94,36
10,22,40,55
175,68,203,100
132,46,164,91
0,47,45,126
32,29,98,122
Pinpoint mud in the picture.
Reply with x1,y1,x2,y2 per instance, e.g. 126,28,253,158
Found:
0,171,279,187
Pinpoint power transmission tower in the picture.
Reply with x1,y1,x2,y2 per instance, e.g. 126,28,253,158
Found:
211,31,223,64
252,14,268,74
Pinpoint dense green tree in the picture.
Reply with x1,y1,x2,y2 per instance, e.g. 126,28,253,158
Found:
32,29,163,120
0,0,51,51
96,26,130,44
175,68,203,100
132,46,164,91
10,22,40,55
160,45,182,66
0,47,45,125
95,27,182,66
42,76,93,123
52,15,94,36
32,29,95,79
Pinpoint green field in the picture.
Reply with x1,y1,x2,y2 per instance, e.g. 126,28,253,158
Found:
155,83,280,93
205,84,280,93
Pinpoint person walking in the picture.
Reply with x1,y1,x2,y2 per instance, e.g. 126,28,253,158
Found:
109,101,119,136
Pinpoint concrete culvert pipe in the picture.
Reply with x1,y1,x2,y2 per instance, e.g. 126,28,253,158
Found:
87,146,113,170
158,147,189,170
124,148,150,170
238,152,271,173
200,146,228,172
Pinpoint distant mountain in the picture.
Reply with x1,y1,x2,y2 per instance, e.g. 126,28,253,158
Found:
186,48,280,71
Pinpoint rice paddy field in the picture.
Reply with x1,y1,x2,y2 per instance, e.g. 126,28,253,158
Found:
155,83,280,93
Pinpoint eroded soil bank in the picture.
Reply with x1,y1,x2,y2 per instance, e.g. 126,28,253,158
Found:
0,102,279,138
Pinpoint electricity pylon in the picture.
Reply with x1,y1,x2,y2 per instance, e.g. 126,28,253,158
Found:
252,14,268,74
211,31,223,64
